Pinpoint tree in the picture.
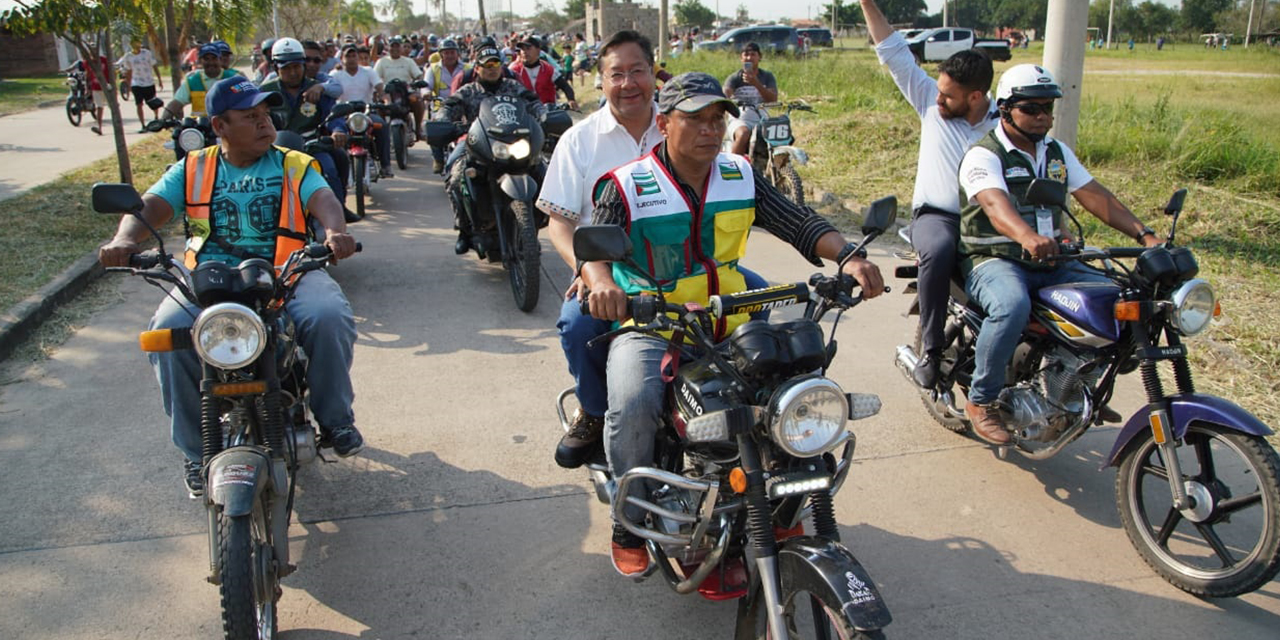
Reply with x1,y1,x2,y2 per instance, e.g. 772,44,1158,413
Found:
674,0,717,29
991,0,1048,32
1180,0,1234,34
531,2,568,34
3,0,144,183
339,0,378,34
565,0,588,21
736,3,749,22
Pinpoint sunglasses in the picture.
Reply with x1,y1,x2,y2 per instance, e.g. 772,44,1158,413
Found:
1013,102,1055,116
478,59,502,69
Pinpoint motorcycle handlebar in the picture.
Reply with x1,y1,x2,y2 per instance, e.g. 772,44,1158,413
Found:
128,251,162,269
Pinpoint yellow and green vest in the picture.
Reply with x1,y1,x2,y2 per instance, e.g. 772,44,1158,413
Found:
184,68,239,117
601,151,756,339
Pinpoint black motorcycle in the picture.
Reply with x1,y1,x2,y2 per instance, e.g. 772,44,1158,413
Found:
383,78,429,169
145,104,218,161
541,102,576,161
893,181,1280,597
91,182,360,638
559,197,899,639
64,68,95,127
737,100,813,207
429,94,545,312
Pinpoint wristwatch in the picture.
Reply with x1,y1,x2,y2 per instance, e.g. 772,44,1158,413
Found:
1134,226,1157,244
835,242,863,264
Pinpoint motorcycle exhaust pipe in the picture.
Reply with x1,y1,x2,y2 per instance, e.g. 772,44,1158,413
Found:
895,345,919,380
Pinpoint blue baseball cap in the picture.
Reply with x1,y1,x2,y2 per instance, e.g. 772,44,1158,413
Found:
199,43,220,58
213,40,232,54
205,77,283,117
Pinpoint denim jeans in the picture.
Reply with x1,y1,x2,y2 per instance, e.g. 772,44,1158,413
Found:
556,267,770,420
368,114,392,169
604,332,669,523
313,149,347,202
149,270,357,462
965,259,1112,405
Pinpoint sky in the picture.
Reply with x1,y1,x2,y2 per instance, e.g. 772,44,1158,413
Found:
0,0,1185,28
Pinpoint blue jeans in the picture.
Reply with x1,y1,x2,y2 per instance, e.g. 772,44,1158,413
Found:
313,149,347,202
605,332,669,523
965,259,1112,405
557,267,770,419
368,114,392,169
149,270,357,462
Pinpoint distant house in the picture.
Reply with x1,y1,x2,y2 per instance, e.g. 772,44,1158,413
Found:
0,28,74,77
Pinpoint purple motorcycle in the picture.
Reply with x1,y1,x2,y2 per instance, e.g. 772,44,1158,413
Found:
895,180,1280,597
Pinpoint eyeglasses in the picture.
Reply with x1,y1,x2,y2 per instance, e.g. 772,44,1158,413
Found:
478,59,502,69
606,68,651,86
306,57,324,63
1013,102,1055,116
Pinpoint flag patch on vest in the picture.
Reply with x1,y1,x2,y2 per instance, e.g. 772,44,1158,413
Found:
1004,166,1031,179
718,161,744,180
633,171,661,196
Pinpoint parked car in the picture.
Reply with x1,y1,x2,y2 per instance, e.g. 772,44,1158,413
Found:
905,27,1012,62
697,25,799,54
797,27,834,47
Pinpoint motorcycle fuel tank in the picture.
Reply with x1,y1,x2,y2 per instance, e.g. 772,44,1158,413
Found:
1033,282,1122,348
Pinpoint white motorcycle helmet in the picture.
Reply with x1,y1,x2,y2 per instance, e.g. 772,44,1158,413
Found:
995,64,1062,106
272,37,306,66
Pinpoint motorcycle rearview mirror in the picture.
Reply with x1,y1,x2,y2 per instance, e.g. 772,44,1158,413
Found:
274,130,305,151
573,225,633,263
1024,178,1067,209
143,119,165,133
331,103,356,118
145,96,165,111
411,79,429,89
425,121,463,147
91,182,144,214
860,195,898,236
1164,187,1188,245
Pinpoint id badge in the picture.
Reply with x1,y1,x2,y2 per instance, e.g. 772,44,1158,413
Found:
1035,207,1055,238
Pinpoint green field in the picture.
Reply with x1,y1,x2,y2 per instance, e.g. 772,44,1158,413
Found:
666,44,1280,424
0,75,68,117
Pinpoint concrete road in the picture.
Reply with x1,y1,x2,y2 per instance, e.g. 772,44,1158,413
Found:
1,142,1276,639
0,86,174,202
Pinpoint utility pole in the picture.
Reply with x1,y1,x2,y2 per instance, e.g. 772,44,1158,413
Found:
1043,0,1088,148
659,0,668,64
942,0,948,28
1106,0,1114,50
831,1,837,34
1246,0,1256,47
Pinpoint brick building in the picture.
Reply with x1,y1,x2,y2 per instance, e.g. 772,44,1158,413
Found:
0,28,75,77
584,0,659,48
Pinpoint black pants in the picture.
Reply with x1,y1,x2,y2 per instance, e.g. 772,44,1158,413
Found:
911,207,960,356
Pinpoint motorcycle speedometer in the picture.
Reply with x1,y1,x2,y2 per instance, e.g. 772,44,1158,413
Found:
193,302,267,370
768,376,848,457
178,128,206,152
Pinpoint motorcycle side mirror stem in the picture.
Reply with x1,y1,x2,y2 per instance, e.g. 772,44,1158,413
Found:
1164,188,1187,245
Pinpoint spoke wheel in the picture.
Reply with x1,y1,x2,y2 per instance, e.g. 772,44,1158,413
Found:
352,155,366,219
505,199,541,312
1116,424,1280,597
219,509,278,639
777,164,805,208
66,96,82,126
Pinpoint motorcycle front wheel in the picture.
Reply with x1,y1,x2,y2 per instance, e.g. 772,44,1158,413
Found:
219,510,278,639
391,124,407,170
66,96,82,126
352,155,367,219
1115,424,1280,597
736,583,885,640
775,163,805,208
505,199,541,312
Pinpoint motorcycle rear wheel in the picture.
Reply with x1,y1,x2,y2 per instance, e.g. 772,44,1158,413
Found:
505,199,541,312
352,155,366,219
1115,424,1280,597
219,510,278,639
736,584,885,640
392,124,407,170
66,96,82,126
912,323,967,433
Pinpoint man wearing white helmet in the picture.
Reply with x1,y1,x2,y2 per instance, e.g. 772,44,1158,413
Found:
956,64,1165,444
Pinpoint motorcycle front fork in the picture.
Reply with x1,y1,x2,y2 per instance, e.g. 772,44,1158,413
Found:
1137,327,1195,511
737,434,789,638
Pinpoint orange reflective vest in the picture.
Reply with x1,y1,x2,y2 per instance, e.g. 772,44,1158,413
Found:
182,145,313,269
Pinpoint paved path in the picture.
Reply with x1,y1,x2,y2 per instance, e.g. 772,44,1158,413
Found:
0,142,1276,639
0,86,173,202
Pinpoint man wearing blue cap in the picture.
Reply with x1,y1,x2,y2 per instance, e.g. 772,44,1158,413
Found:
578,72,885,577
164,42,240,119
98,77,365,496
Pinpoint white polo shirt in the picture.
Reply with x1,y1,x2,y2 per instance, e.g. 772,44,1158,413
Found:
959,125,1093,205
331,65,382,104
875,31,1000,214
536,104,662,224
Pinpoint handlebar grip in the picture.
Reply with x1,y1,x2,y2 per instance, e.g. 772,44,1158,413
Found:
129,251,160,269
1106,247,1148,258
709,282,809,318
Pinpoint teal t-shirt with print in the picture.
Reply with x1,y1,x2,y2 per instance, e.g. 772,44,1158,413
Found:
148,147,329,265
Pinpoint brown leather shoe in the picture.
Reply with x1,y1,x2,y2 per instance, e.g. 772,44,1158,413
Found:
965,401,1011,445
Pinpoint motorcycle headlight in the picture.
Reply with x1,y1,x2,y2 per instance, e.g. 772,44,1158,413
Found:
769,377,848,457
491,138,531,161
178,128,206,152
192,303,267,370
1170,278,1215,337
347,111,370,134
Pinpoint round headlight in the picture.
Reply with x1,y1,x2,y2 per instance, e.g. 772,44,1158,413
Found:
769,377,848,457
347,111,370,134
178,128,206,152
507,138,531,159
192,303,267,370
1170,278,1215,337
491,140,512,160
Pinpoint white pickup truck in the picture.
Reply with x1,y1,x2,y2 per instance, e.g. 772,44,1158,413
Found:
905,27,1012,62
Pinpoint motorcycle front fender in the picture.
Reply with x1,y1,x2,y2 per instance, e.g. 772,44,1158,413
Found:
1103,392,1275,468
771,145,809,166
498,173,538,202
207,446,272,517
778,536,892,632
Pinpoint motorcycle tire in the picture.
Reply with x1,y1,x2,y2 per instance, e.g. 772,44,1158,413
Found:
353,155,367,219
506,199,541,312
392,124,407,170
1115,424,1280,597
219,510,278,640
778,164,805,208
735,577,886,640
66,96,82,127
913,323,968,433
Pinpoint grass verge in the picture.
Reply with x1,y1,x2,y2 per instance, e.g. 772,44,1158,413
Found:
0,134,173,312
0,75,69,118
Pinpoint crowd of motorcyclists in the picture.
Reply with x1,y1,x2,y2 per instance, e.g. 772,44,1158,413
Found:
88,0,1278,631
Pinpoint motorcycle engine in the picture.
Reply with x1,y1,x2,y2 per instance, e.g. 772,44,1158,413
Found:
1000,346,1099,443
